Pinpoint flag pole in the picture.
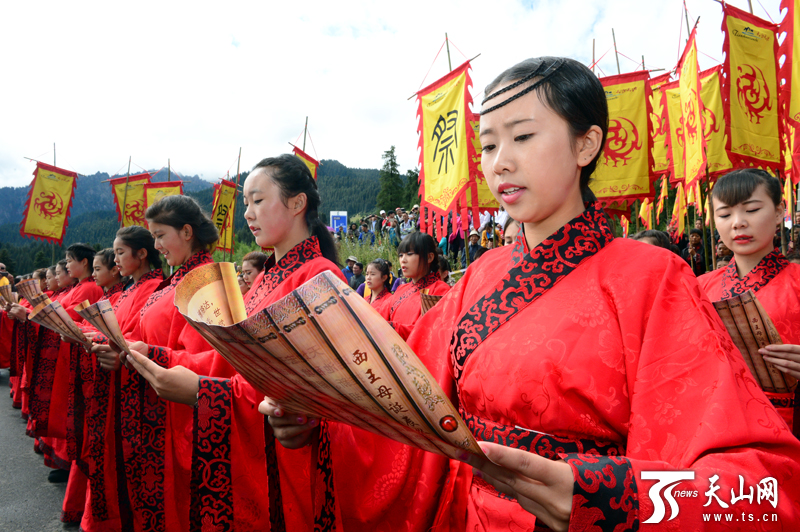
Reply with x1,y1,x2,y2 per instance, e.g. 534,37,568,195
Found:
226,148,242,263
592,39,595,75
168,159,171,182
120,157,131,229
445,33,452,72
303,117,308,152
612,29,621,75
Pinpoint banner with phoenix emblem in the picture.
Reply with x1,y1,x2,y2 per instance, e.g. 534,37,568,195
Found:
722,4,782,170
20,162,78,245
648,73,672,180
591,70,654,204
292,146,319,180
469,113,499,212
779,0,800,128
143,181,183,212
699,66,734,179
416,60,477,217
210,179,237,254
110,173,151,227
678,28,707,188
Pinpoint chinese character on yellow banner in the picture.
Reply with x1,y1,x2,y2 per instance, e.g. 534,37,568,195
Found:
416,60,477,216
722,3,782,170
591,70,653,204
211,179,237,254
110,173,151,227
292,146,319,180
144,181,183,213
20,162,78,245
678,28,707,189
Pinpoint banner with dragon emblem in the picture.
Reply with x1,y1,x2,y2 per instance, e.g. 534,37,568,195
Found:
721,4,782,170
591,70,654,204
143,181,183,213
20,162,78,245
699,66,734,179
210,178,237,254
468,113,499,213
662,79,686,183
110,173,152,227
648,73,672,180
678,28,707,189
415,60,478,222
779,0,800,128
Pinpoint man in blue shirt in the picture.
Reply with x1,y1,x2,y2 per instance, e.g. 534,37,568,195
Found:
341,255,357,283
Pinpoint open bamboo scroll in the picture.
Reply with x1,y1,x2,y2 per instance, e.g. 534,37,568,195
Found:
27,300,91,350
16,279,44,305
174,263,484,461
74,300,130,353
420,290,444,316
713,290,797,394
0,284,18,305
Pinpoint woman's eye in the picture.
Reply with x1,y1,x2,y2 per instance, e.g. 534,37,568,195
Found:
514,134,532,142
481,144,495,153
718,214,730,219
745,208,760,213
254,199,262,205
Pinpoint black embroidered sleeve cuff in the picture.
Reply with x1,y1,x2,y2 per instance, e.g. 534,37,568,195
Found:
147,345,169,368
559,453,639,532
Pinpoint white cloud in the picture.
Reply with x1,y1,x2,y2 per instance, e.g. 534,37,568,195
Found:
0,0,782,188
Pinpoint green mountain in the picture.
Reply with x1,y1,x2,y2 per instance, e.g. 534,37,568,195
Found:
0,159,384,276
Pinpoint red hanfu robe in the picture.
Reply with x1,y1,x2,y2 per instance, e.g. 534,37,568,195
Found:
380,271,450,339
366,286,392,312
698,251,800,435
80,269,163,532
124,251,234,532
407,204,800,531
178,237,343,531
0,308,12,369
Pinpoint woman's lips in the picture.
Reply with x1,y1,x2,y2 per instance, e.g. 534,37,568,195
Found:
733,235,753,244
498,184,525,204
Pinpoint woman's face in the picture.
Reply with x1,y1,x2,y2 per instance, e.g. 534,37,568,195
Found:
46,269,58,291
241,260,260,288
56,265,72,288
65,254,88,279
364,264,387,291
149,221,194,267
113,237,144,277
479,83,600,233
92,256,118,288
243,168,302,249
399,250,431,281
713,184,783,258
503,222,520,245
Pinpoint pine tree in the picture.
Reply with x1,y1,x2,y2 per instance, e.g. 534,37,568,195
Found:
376,146,405,213
33,250,49,269
404,168,420,209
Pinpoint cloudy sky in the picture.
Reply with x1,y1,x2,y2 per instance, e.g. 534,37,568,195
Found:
0,0,783,188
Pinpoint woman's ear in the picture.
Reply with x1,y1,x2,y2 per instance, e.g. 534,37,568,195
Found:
182,224,194,242
292,193,308,216
576,125,604,168
428,252,435,268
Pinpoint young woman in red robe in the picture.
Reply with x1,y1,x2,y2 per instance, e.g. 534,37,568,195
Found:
402,56,800,531
363,258,393,311
92,248,125,306
80,225,164,532
697,168,800,437
380,231,450,339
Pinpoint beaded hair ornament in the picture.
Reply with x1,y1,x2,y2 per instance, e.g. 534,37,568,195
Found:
481,58,567,115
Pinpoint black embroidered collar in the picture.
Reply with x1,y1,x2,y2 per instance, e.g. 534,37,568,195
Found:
246,237,322,314
721,249,788,299
103,282,124,301
450,203,614,384
389,270,441,314
113,269,163,310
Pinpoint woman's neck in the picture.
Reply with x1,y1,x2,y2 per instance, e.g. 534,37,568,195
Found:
734,244,774,278
131,263,152,284
522,189,585,251
412,270,428,284
274,223,311,264
76,272,90,282
370,285,385,299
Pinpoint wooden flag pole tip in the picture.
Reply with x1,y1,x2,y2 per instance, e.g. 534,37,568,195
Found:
406,53,481,100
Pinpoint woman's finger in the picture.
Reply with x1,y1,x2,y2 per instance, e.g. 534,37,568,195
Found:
760,344,800,355
126,349,158,383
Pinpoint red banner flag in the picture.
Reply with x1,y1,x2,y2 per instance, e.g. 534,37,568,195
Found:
20,162,78,245
109,173,152,227
779,0,800,128
293,146,319,180
721,4,783,170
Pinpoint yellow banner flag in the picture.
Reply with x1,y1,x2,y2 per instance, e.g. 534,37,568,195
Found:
416,60,477,215
638,197,654,230
210,179,237,254
292,146,319,180
20,162,78,245
671,182,687,239
649,73,672,179
591,70,654,204
656,175,669,220
143,181,183,213
705,181,714,226
110,173,151,227
779,0,800,127
620,215,630,238
722,4,782,170
679,28,707,188
662,79,685,183
699,66,734,178
469,114,499,211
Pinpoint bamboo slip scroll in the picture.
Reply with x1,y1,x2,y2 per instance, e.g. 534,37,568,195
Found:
27,300,91,350
174,263,484,461
713,290,797,394
74,300,130,354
